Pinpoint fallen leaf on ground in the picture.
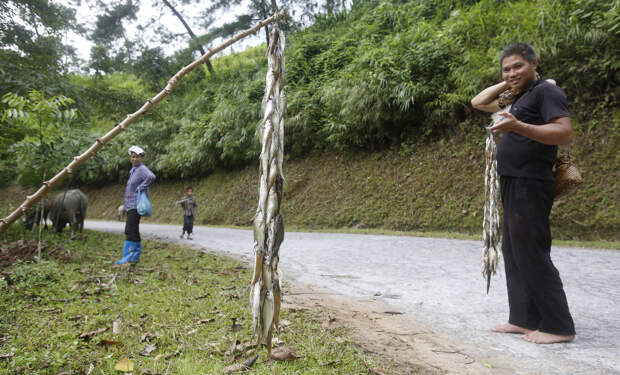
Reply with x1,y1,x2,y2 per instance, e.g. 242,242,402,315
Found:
99,339,121,347
104,274,118,287
321,316,336,331
230,318,242,332
194,293,210,300
165,348,182,359
52,297,76,302
141,333,156,342
221,355,258,374
322,359,341,366
139,344,156,356
140,368,160,375
242,342,257,350
114,358,134,372
0,352,14,360
221,286,235,290
78,327,108,340
186,328,198,335
219,291,240,299
226,340,242,356
279,319,292,328
198,318,215,324
270,346,301,361
271,337,284,347
370,368,388,375
113,318,122,334
285,307,307,313
86,363,94,375
39,307,62,313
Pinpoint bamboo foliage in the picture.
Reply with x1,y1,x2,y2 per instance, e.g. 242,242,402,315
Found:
249,22,286,357
0,9,286,234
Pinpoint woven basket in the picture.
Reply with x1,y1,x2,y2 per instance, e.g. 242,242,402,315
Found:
554,154,583,199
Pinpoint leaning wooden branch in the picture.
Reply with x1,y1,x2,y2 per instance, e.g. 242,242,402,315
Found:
0,9,287,234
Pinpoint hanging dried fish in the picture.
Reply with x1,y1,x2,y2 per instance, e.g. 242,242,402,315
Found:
482,123,501,294
250,20,286,358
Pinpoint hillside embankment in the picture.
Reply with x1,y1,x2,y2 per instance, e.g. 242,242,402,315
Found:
3,130,616,242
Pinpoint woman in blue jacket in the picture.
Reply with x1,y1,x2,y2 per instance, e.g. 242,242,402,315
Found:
115,145,156,264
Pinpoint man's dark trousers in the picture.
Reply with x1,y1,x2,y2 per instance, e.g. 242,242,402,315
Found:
125,209,141,242
500,176,575,335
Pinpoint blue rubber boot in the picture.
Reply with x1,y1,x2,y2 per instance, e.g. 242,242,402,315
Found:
128,241,142,263
115,241,137,264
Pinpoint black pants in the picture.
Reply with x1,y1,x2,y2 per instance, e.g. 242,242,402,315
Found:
500,176,575,335
124,209,141,242
183,215,194,234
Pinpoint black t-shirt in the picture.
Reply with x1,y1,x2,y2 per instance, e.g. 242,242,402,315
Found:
497,80,570,181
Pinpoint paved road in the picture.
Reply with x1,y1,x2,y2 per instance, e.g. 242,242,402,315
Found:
87,220,620,374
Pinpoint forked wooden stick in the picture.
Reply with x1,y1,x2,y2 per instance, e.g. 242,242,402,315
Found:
0,9,286,234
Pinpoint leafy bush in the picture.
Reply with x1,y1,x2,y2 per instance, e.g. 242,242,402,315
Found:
2,0,618,185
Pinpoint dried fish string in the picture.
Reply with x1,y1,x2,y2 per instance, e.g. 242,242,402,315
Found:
482,102,512,293
482,123,501,293
250,19,286,357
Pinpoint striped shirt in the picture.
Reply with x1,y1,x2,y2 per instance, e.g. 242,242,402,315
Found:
177,196,197,216
124,163,156,211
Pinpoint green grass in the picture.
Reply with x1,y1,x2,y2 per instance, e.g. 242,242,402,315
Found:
0,228,381,374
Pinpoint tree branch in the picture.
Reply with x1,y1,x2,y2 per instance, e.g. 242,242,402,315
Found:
161,0,215,76
0,9,287,234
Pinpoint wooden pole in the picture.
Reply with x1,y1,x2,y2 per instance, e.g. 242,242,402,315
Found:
0,9,286,235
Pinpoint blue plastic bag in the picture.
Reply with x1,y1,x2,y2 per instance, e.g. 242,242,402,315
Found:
137,188,152,217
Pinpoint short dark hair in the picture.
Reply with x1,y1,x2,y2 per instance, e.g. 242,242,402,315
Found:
499,43,537,66
186,186,193,191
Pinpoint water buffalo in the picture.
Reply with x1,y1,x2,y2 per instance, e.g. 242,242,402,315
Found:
117,204,126,221
23,198,52,230
50,189,88,240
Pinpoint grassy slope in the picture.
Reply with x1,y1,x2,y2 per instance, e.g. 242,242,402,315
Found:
1,116,617,244
0,228,381,374
64,124,616,243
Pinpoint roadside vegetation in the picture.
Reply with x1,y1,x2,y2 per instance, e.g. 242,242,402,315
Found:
1,0,618,241
0,227,383,374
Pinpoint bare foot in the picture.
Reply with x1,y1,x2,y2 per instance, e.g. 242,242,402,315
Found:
523,330,574,344
492,323,534,334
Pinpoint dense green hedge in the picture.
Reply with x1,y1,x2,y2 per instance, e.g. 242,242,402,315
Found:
1,0,617,186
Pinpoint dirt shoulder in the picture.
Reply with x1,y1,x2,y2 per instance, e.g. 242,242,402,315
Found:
282,281,514,375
